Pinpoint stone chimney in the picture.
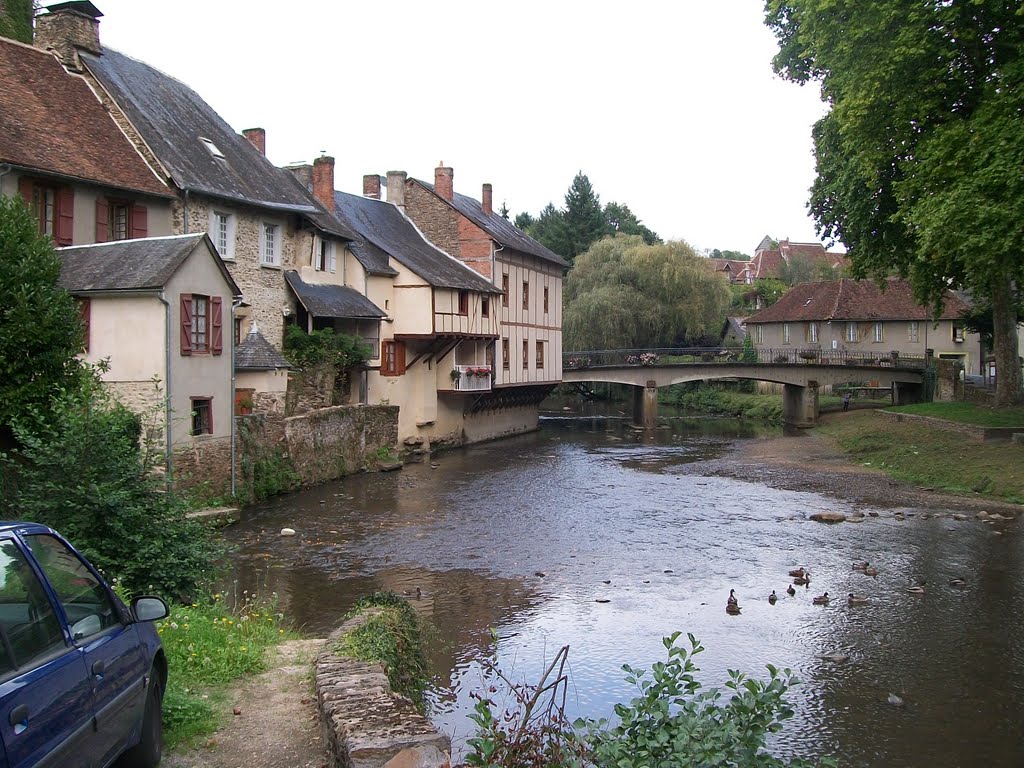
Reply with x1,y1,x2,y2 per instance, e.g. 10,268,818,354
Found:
434,162,454,201
285,163,313,190
35,1,102,71
363,174,382,200
386,171,407,209
242,128,266,155
482,183,493,215
313,155,335,214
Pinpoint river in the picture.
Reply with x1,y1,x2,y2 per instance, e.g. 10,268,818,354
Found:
225,411,1024,767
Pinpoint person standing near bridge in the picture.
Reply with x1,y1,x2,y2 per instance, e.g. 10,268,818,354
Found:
843,391,852,412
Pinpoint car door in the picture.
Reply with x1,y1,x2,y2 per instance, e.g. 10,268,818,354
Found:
0,537,94,768
21,534,148,768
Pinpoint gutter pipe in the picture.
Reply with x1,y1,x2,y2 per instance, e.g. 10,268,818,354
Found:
158,291,173,482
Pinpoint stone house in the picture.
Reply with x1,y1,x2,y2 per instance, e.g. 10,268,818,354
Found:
747,237,848,283
32,1,359,384
0,32,172,243
746,278,981,372
57,235,242,486
385,165,570,441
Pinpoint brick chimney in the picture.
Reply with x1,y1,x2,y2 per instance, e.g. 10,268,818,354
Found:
363,174,382,200
35,1,102,71
434,162,454,201
386,171,407,209
242,128,266,155
482,183,493,216
313,155,335,214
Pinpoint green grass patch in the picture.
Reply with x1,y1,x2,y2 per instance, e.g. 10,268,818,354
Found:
158,592,296,748
888,401,1024,428
818,411,1024,503
660,386,784,423
336,591,429,710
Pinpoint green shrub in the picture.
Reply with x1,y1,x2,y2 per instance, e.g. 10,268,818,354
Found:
283,325,371,370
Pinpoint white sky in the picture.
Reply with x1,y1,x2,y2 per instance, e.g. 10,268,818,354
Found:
89,0,831,256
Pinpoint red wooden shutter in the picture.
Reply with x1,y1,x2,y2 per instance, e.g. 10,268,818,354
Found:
131,204,148,238
211,296,223,356
180,294,193,356
79,298,91,352
396,341,406,375
18,177,33,206
95,197,108,243
56,186,74,246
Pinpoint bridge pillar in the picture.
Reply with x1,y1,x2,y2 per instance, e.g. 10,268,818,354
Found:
632,380,659,430
782,382,819,428
893,381,924,405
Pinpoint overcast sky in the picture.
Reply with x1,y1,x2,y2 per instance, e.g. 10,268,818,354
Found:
88,0,831,255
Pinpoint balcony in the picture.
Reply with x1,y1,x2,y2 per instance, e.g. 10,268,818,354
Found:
450,365,492,392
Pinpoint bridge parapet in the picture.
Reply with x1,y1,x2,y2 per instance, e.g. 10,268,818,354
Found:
564,347,927,370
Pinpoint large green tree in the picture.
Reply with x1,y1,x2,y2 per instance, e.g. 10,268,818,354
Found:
0,195,85,436
604,202,661,246
562,172,609,261
766,0,1024,404
563,235,730,350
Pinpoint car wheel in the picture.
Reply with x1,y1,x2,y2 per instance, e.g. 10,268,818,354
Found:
118,673,163,768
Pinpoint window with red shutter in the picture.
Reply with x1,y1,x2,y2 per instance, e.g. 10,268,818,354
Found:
95,198,109,242
211,297,223,355
380,340,406,376
56,186,74,246
131,204,147,239
180,294,193,355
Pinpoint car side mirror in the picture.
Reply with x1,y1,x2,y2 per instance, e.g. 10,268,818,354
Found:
131,596,169,623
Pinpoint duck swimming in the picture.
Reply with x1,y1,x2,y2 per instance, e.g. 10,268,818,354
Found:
788,567,807,579
812,592,830,605
792,575,810,586
852,561,870,571
727,589,738,607
863,566,878,577
786,584,796,597
726,603,741,615
768,590,778,605
847,593,870,605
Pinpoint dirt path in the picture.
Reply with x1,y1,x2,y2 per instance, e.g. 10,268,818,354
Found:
164,638,329,768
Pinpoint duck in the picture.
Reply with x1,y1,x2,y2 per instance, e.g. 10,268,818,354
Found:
768,590,778,605
847,593,870,605
726,603,741,615
863,566,879,577
812,592,830,605
852,561,870,571
786,584,796,597
788,567,807,579
792,574,810,586
727,589,738,607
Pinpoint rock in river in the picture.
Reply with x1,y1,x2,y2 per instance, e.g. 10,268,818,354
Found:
810,512,847,524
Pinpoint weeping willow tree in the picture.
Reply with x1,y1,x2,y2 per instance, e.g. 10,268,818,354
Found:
563,235,730,351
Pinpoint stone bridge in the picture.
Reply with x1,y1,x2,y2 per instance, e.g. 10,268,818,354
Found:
561,348,929,428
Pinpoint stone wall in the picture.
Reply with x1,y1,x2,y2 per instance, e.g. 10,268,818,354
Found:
285,405,399,486
316,610,451,768
173,435,233,498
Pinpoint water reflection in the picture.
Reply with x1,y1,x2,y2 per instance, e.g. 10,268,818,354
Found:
224,414,1024,767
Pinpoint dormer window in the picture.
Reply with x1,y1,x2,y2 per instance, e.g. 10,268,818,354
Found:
200,137,225,159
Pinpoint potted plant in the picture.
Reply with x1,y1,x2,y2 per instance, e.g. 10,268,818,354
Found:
450,369,461,382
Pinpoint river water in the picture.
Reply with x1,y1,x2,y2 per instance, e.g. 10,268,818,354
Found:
225,412,1024,767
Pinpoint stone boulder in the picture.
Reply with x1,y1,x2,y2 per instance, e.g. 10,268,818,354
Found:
809,512,847,523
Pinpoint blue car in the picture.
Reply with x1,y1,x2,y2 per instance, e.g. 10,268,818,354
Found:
0,523,168,768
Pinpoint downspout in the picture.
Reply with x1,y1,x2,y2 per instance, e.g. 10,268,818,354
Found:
158,292,173,482
230,297,243,497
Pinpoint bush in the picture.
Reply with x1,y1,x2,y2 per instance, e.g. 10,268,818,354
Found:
0,371,223,600
283,325,371,371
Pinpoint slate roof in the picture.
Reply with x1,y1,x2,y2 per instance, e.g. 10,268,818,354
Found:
81,47,318,213
746,278,971,324
0,37,168,197
332,192,500,292
411,179,569,269
236,328,291,371
58,233,240,295
284,271,386,320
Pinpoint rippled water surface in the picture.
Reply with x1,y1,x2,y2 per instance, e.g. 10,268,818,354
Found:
225,413,1024,767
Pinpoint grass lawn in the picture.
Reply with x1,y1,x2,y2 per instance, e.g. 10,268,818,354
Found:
888,401,1024,427
817,410,1024,504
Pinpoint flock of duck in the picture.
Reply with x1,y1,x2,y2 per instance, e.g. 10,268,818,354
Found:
725,562,908,615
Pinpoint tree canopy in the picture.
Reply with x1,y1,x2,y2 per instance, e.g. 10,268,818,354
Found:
0,195,85,436
765,0,1024,404
563,235,729,350
519,173,661,264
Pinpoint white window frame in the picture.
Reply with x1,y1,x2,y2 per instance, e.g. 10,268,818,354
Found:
873,322,883,342
808,322,818,343
846,322,858,342
755,324,763,344
908,321,919,343
260,221,282,267
315,237,336,273
783,323,791,344
209,210,236,261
